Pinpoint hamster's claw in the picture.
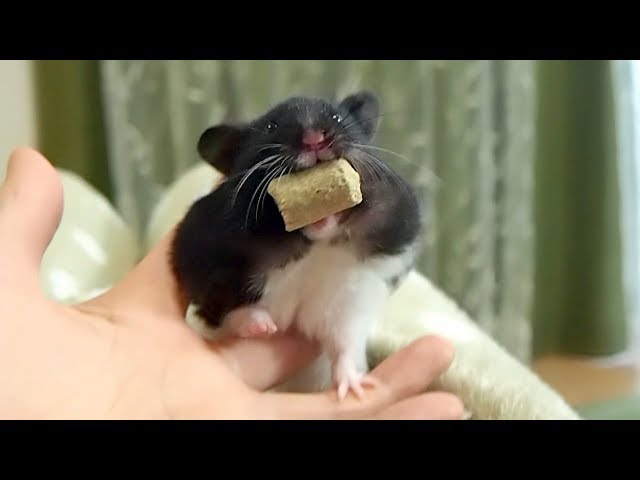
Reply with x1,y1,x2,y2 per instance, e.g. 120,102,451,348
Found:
333,355,377,401
337,377,363,401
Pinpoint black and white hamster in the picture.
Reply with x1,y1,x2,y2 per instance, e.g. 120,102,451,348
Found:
170,90,423,399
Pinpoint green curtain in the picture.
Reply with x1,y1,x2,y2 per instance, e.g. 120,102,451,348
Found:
32,59,630,361
33,60,112,199
533,60,627,357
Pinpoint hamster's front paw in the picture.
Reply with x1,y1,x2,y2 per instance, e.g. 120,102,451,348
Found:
225,306,278,338
332,353,377,401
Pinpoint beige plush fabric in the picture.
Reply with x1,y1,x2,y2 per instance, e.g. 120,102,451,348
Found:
371,271,581,419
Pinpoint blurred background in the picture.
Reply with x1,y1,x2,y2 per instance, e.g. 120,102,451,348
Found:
1,59,639,419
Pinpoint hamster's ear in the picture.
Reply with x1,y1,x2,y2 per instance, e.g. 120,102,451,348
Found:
197,124,248,175
338,90,380,140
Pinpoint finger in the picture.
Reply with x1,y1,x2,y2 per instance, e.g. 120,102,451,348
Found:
372,391,465,420
261,335,456,420
0,147,63,292
81,178,225,319
212,330,321,391
366,335,455,400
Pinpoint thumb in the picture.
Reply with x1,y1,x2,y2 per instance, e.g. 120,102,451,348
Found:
0,147,64,291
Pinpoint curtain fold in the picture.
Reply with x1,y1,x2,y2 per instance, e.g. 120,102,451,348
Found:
31,59,631,363
33,60,111,199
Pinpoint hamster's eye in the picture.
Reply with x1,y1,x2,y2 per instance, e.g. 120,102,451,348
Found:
332,113,343,123
266,121,278,132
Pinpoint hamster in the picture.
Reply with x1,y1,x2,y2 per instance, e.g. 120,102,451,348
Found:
170,90,423,400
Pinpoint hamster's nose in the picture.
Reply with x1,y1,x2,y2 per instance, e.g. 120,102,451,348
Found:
302,129,326,149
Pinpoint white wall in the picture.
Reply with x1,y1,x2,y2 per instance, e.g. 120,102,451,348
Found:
0,60,37,179
629,61,640,361
606,60,640,366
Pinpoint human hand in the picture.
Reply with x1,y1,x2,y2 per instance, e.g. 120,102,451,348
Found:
0,147,465,420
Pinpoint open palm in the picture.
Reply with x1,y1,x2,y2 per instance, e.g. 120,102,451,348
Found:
0,147,463,420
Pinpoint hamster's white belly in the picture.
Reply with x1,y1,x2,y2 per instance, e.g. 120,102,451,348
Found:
257,242,407,343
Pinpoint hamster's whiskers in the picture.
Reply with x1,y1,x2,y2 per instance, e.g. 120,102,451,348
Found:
245,161,288,228
231,154,282,208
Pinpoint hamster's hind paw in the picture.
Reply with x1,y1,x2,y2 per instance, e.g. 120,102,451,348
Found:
225,307,278,338
333,354,377,401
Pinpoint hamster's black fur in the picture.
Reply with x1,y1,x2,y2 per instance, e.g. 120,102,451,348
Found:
170,91,422,329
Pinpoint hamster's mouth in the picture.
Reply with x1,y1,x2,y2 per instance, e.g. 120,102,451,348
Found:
296,148,337,169
302,212,344,241
310,216,332,229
